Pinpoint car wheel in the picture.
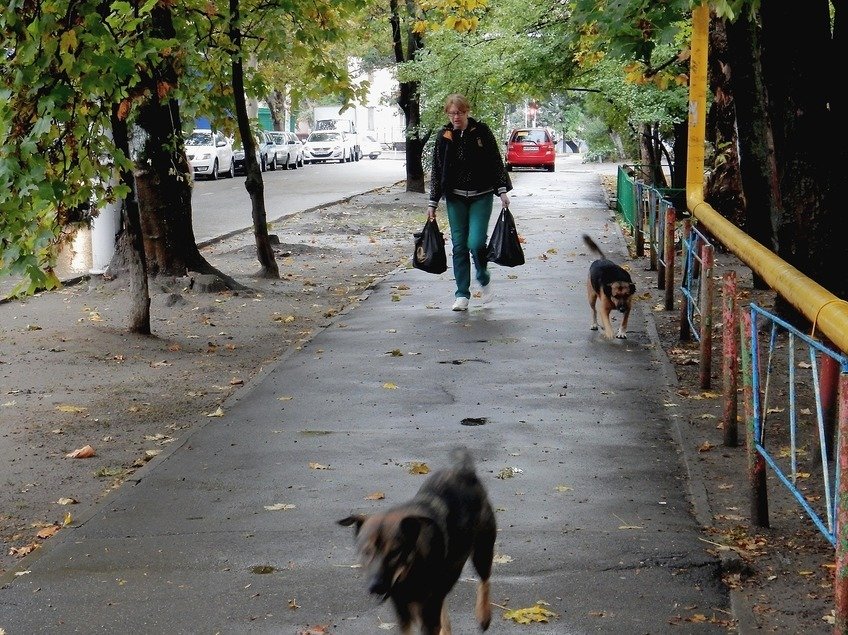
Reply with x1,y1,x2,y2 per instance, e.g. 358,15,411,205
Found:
547,164,555,172
269,157,276,171
226,159,235,178
260,156,266,172
210,159,219,180
505,163,513,172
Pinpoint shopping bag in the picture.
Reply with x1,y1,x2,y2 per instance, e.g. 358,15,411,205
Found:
413,217,447,274
487,207,525,267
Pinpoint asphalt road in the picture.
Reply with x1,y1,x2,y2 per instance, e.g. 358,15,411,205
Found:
191,154,407,244
0,156,732,633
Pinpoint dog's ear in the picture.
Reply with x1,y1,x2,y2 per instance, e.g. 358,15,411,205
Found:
629,283,636,294
338,514,368,535
603,283,613,298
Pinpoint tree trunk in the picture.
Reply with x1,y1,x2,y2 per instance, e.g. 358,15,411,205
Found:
127,3,244,290
230,0,279,279
390,0,426,193
759,1,840,302
111,107,151,334
704,17,746,236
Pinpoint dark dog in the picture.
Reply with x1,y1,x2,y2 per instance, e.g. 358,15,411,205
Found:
338,448,496,634
583,235,636,339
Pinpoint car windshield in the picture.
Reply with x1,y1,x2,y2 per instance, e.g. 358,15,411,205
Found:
512,130,550,144
309,132,340,142
186,131,213,146
269,133,285,143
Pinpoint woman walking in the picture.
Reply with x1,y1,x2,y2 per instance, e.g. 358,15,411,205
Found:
427,94,512,311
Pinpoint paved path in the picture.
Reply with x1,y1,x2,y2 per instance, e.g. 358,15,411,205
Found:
0,156,730,634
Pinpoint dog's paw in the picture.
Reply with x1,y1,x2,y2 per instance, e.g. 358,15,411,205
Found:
590,324,598,331
615,332,627,339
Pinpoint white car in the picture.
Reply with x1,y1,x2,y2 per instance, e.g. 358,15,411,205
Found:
185,129,234,180
361,134,383,160
303,130,352,164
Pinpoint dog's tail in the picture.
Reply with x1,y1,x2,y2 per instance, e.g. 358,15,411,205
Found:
582,234,606,260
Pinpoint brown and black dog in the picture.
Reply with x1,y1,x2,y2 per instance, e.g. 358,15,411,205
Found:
583,235,636,339
338,447,496,635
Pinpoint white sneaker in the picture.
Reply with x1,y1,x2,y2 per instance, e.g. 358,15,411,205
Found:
480,282,493,305
452,297,469,311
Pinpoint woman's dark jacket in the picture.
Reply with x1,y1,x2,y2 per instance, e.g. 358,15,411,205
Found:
428,117,512,207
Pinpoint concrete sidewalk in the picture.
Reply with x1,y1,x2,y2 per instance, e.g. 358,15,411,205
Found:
0,158,731,634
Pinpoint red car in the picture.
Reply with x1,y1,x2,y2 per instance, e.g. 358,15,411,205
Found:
504,127,556,172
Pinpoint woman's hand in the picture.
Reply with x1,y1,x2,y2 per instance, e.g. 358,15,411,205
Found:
500,193,510,209
427,206,436,220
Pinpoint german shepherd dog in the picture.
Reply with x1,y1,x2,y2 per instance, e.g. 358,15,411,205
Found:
338,448,496,634
583,235,636,339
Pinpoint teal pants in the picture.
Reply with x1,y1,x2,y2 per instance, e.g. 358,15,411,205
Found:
446,194,493,299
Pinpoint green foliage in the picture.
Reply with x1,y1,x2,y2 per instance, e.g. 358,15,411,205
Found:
0,0,153,295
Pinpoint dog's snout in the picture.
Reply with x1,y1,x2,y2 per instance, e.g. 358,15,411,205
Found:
617,304,627,313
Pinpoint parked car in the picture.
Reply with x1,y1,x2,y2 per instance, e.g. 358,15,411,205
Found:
281,131,304,169
504,127,555,172
361,134,382,160
302,130,351,164
185,129,235,180
264,131,290,171
233,131,273,175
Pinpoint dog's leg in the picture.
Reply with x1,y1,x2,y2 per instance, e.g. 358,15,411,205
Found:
475,579,492,631
616,307,631,339
587,279,599,331
439,601,452,635
472,524,495,631
600,298,616,339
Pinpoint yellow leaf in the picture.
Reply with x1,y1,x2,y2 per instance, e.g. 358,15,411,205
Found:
554,485,572,492
309,462,329,470
365,491,385,500
264,503,296,511
56,404,87,413
278,395,293,401
62,512,73,526
503,604,558,624
493,553,513,564
382,382,398,390
207,406,225,417
408,462,430,475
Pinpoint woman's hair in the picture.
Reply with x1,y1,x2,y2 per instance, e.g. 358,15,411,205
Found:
443,93,470,114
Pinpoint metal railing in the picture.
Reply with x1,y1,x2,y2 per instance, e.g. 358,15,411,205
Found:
744,303,848,546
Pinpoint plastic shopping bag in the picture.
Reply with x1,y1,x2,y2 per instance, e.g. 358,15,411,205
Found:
413,217,447,274
487,207,525,267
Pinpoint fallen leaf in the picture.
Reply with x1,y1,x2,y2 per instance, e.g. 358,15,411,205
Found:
36,525,60,539
62,512,72,526
229,378,244,385
264,503,296,511
554,485,573,492
365,492,385,500
382,382,398,389
408,462,430,475
278,395,294,401
66,445,96,458
308,462,330,470
503,604,558,624
207,406,225,417
9,543,40,557
493,553,513,564
697,441,714,453
386,349,403,357
56,404,87,413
